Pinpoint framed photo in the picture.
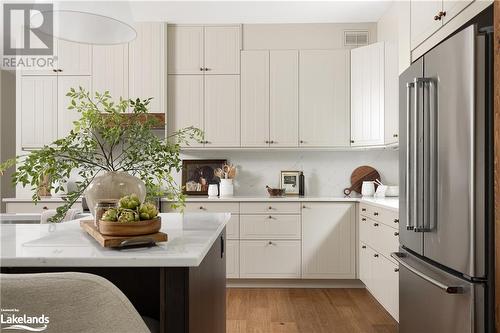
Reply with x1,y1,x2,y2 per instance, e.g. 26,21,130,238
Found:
182,159,227,195
280,171,300,195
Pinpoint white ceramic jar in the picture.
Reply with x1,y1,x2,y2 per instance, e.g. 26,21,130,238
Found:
361,181,375,197
219,179,234,197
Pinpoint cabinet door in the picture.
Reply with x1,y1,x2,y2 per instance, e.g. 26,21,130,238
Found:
442,0,474,25
226,240,240,278
359,242,371,285
204,26,241,74
299,50,350,147
372,255,400,321
270,50,299,147
241,51,269,147
58,76,91,137
92,44,129,102
57,39,91,75
20,76,58,148
21,40,58,76
350,42,385,146
167,75,204,147
129,22,166,113
204,75,240,147
240,240,301,278
384,41,399,144
410,0,443,49
302,202,356,278
167,26,204,74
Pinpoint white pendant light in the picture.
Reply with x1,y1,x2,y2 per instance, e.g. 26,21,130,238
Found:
33,1,136,45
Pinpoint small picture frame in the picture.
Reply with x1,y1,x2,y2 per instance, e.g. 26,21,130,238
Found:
182,159,227,195
280,171,300,195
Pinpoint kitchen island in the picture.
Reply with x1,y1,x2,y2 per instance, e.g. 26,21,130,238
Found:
0,213,230,333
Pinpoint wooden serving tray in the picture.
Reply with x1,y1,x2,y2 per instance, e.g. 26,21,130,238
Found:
80,220,168,248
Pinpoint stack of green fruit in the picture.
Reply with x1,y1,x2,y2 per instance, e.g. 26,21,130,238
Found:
101,194,159,223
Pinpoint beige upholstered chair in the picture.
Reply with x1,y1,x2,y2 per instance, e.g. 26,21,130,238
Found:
0,272,153,333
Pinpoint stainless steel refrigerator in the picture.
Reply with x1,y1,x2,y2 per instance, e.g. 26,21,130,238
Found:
393,23,494,333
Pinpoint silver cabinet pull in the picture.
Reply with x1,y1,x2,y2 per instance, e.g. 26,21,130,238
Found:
391,252,464,294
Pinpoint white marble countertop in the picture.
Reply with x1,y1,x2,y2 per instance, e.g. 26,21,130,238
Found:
162,195,399,211
0,213,230,268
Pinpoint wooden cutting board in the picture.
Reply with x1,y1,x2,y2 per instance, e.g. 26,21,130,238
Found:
343,166,381,196
80,220,168,248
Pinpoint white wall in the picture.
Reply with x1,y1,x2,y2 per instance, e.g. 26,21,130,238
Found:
175,150,399,197
377,1,411,74
243,23,377,50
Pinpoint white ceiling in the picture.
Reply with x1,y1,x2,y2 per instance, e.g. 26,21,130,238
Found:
129,1,394,24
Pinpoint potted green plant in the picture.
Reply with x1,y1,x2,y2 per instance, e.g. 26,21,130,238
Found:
0,88,202,222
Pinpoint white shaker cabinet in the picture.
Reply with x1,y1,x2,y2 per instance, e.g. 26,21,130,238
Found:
351,42,399,146
241,50,270,147
204,26,241,74
350,42,385,146
204,75,240,147
270,50,299,147
129,22,167,113
167,75,204,147
92,44,129,101
57,76,91,137
167,25,241,75
167,26,204,74
20,76,58,149
56,39,92,76
410,0,443,49
442,0,474,24
299,50,350,147
302,202,356,279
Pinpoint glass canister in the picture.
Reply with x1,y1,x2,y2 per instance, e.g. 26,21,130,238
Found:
94,199,119,230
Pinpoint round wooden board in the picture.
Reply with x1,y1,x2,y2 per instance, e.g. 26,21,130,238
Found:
344,166,381,195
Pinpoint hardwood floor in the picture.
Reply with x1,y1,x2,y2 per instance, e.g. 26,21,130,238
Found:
226,288,398,333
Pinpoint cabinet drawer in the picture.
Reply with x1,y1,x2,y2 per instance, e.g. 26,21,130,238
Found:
5,202,81,214
359,215,371,244
226,215,240,240
178,202,239,214
240,202,300,214
373,222,399,262
226,240,239,278
240,240,301,278
360,203,399,228
240,215,300,239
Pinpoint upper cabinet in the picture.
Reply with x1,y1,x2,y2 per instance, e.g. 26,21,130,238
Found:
92,44,129,101
22,39,91,76
168,25,241,75
299,50,350,147
410,0,474,50
241,51,270,147
350,42,399,146
270,50,299,147
167,26,204,74
129,22,167,113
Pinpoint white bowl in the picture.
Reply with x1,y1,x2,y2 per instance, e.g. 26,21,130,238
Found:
385,186,399,197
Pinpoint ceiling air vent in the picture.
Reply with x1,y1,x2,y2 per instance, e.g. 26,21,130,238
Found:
344,30,369,46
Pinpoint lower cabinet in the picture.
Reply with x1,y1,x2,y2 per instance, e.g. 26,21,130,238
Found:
226,240,240,278
359,202,400,321
240,240,301,278
302,202,356,278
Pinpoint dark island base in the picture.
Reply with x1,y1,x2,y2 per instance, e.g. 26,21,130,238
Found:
1,233,226,333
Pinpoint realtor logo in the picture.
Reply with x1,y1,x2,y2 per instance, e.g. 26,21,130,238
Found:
1,308,50,332
3,3,53,55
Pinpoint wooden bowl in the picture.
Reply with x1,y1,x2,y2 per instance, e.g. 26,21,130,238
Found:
99,217,161,236
266,186,286,197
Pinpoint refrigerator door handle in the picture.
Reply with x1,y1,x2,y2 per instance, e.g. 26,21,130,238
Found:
406,82,415,231
391,252,464,294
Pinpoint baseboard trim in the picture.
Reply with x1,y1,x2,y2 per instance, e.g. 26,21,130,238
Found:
226,278,365,288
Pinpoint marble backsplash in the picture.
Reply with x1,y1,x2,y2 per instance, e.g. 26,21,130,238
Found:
174,149,399,197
